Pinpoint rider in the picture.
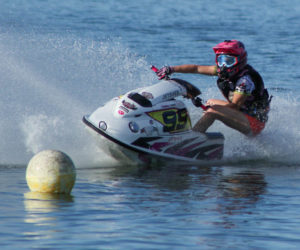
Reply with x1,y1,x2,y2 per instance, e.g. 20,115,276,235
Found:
156,40,271,136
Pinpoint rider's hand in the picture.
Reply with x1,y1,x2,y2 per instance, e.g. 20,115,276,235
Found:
205,100,214,106
156,66,174,80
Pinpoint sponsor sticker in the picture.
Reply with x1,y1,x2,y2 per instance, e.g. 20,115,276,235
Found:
119,106,129,113
141,92,154,99
122,100,137,110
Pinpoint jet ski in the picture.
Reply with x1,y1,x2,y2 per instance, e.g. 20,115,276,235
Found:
83,67,224,165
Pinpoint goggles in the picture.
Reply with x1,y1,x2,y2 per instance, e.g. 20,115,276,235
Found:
216,54,238,68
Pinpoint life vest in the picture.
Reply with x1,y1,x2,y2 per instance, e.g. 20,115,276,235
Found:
217,65,271,122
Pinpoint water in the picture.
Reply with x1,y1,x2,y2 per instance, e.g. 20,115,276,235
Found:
1,0,300,248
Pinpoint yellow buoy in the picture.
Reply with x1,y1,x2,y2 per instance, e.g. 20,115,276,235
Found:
26,150,76,194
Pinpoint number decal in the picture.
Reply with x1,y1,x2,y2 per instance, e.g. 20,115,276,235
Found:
176,109,188,131
147,108,191,133
162,111,177,132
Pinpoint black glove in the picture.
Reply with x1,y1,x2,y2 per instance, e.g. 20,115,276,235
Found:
192,97,203,107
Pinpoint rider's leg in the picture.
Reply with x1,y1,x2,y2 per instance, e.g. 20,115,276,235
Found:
193,103,251,135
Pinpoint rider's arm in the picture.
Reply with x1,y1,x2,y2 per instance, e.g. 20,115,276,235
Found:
172,65,217,76
227,75,255,110
228,92,248,110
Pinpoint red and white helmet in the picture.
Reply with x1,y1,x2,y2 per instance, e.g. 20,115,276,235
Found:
213,40,247,79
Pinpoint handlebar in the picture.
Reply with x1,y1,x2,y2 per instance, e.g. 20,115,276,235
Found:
151,65,208,111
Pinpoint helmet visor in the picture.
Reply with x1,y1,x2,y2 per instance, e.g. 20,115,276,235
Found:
217,55,238,68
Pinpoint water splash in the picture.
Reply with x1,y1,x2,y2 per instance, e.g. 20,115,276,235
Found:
191,88,300,165
0,32,153,166
0,31,299,167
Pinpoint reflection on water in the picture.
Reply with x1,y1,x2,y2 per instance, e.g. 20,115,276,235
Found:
220,170,266,200
1,164,299,249
80,164,267,229
24,192,74,214
216,169,267,228
23,192,74,240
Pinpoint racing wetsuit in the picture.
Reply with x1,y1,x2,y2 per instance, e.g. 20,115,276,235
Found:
217,65,271,135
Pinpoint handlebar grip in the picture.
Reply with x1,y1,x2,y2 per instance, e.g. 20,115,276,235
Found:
151,65,158,73
192,97,208,111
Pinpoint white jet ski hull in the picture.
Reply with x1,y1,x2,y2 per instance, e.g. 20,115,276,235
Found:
83,79,224,165
83,115,224,165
